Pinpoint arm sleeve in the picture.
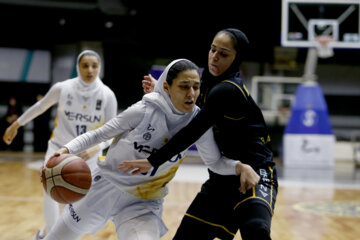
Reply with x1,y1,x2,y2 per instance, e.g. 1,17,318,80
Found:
65,102,144,154
195,128,238,175
17,83,61,126
98,89,118,150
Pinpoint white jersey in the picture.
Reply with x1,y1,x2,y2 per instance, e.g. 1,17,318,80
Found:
17,77,118,156
65,96,238,200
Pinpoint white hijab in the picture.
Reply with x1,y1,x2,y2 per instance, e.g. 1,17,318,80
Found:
143,59,199,130
75,50,104,98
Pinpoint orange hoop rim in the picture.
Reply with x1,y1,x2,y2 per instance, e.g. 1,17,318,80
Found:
315,35,334,46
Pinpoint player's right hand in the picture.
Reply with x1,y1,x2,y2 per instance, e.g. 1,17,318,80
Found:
3,121,20,145
142,74,157,93
45,147,69,167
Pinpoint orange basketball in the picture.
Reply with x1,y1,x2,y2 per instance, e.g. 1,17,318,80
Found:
41,154,92,204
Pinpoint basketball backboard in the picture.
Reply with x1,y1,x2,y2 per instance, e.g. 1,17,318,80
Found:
281,0,360,49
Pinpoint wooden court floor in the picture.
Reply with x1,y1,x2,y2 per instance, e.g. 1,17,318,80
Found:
0,151,360,240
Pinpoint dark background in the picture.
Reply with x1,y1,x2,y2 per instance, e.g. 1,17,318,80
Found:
0,0,359,155
0,0,359,107
0,1,300,106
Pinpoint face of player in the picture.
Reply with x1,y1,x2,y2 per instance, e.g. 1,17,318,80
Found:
78,55,100,83
164,69,200,113
208,32,237,77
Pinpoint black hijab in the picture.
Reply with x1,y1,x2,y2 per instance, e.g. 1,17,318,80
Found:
198,28,249,105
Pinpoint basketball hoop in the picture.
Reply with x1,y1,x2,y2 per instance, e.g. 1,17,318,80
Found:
315,36,334,58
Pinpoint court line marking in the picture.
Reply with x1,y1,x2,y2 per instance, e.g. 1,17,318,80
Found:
174,164,360,190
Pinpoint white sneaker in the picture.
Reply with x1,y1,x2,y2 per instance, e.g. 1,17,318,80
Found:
33,229,44,240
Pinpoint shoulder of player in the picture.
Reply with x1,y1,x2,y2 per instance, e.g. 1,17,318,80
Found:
115,101,146,128
211,80,248,100
47,80,67,95
208,81,240,98
217,79,241,90
102,84,116,96
121,100,146,118
52,78,74,89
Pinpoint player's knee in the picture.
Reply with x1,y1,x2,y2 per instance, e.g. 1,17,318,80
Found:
240,218,271,240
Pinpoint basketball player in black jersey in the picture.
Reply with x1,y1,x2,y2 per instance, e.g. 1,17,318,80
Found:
120,28,278,240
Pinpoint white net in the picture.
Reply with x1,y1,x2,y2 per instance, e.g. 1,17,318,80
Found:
315,36,334,58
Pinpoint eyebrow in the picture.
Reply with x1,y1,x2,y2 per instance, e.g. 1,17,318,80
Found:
81,62,99,65
211,43,233,53
178,80,200,84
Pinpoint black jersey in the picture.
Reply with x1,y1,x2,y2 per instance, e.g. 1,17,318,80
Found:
148,72,274,170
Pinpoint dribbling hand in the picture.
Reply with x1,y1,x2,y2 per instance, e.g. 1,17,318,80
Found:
42,147,70,179
46,147,69,165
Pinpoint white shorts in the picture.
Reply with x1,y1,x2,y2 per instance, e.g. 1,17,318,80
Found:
61,167,167,237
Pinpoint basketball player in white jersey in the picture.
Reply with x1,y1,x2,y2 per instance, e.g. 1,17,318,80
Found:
3,50,118,239
43,59,242,240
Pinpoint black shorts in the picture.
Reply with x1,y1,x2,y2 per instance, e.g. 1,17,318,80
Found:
174,165,278,240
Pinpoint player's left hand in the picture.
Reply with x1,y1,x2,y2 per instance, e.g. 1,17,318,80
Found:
235,163,260,194
118,159,153,175
142,74,157,93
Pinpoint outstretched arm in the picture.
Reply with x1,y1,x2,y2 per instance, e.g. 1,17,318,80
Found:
119,85,224,172
119,108,213,174
66,102,144,158
3,83,61,145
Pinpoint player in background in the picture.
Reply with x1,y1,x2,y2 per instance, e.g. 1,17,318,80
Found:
120,28,278,240
43,59,246,240
0,96,24,151
3,50,118,239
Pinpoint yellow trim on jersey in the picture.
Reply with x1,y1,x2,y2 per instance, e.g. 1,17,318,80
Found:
233,196,272,212
222,80,248,99
269,166,274,213
135,157,184,200
222,80,247,120
224,115,245,121
98,156,106,162
185,213,236,237
242,83,250,96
